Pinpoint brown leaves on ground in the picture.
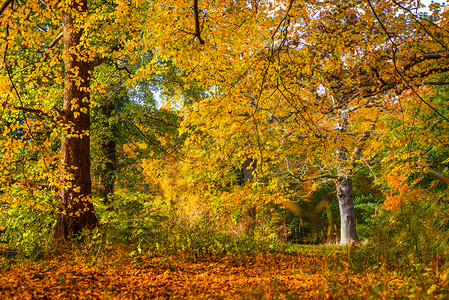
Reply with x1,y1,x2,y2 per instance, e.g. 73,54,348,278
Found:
0,247,427,299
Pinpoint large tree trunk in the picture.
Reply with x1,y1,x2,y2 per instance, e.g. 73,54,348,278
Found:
336,177,358,245
54,0,98,242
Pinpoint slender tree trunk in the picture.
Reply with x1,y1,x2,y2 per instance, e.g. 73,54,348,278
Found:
99,137,116,204
336,176,358,245
54,0,98,242
335,106,358,245
242,157,257,234
98,103,117,206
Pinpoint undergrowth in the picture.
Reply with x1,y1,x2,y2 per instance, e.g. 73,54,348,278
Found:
2,191,449,298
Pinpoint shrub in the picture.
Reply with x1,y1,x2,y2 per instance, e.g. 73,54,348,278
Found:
94,192,167,249
0,190,56,259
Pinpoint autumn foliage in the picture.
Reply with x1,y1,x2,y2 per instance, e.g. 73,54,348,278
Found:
1,0,449,298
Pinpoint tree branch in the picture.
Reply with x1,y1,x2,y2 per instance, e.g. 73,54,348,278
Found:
46,32,63,50
290,173,339,182
352,119,377,158
425,166,449,184
144,114,176,128
404,52,449,71
409,67,449,80
417,162,449,184
392,0,449,52
423,81,449,86
18,31,63,74
5,178,52,190
0,0,13,16
11,105,56,121
367,0,449,123
90,44,123,70
193,0,205,45
113,60,132,77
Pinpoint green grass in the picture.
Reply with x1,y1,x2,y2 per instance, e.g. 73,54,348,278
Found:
286,243,346,255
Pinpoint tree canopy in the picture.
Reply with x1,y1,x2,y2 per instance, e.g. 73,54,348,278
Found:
0,0,448,246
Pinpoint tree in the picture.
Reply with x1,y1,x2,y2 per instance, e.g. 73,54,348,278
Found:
0,0,130,241
262,0,449,244
54,0,98,241
378,81,449,211
157,0,449,244
0,0,205,242
91,88,123,205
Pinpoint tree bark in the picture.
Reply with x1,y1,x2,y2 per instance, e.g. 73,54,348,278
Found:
54,0,98,242
98,103,117,206
99,137,116,204
242,157,257,234
333,107,367,246
336,177,358,245
243,157,256,183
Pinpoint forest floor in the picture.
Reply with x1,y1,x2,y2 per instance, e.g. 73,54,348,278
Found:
0,246,444,299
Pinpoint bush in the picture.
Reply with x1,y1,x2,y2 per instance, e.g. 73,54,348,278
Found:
0,191,56,259
349,192,449,272
94,192,167,249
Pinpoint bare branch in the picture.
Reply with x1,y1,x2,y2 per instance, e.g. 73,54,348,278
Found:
296,174,339,181
425,166,449,184
46,32,63,50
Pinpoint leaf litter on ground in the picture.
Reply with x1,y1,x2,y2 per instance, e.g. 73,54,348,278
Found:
0,246,447,299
